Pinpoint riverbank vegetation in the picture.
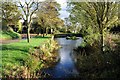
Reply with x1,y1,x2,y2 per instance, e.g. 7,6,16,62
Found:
66,36,79,40
68,2,120,78
74,33,120,78
30,36,60,68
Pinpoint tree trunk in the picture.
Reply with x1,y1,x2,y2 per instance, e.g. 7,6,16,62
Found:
27,26,30,43
46,27,48,35
43,33,44,37
66,26,67,33
51,28,53,34
100,27,104,54
98,16,104,54
42,28,45,37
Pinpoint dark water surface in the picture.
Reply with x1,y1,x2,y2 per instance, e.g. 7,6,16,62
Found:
43,37,83,78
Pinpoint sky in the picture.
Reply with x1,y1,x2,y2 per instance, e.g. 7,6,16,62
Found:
56,0,70,20
19,0,70,20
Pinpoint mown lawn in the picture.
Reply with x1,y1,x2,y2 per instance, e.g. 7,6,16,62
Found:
0,36,50,77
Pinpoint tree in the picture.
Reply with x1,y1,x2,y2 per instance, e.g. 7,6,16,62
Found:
36,0,62,37
0,1,2,30
68,2,118,53
2,2,21,30
18,0,39,43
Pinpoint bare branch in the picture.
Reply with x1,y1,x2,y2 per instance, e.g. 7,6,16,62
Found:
29,2,35,9
29,2,39,23
19,1,27,18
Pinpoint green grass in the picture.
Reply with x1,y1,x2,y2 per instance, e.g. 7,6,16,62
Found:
0,31,11,39
0,30,21,40
0,36,50,77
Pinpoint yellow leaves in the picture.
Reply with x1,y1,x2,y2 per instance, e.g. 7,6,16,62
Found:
3,63,29,78
25,37,60,77
39,37,60,64
40,38,60,57
17,20,22,32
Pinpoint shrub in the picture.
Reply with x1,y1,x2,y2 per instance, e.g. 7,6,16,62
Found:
22,36,60,78
30,36,60,68
41,38,60,64
74,34,120,78
66,36,79,40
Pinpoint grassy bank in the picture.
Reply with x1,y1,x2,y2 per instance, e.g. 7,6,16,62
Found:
1,36,50,78
0,30,21,40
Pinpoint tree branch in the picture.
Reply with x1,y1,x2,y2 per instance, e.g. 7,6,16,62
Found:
29,2,39,23
18,1,27,19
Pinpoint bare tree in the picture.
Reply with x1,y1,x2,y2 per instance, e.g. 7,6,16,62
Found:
18,0,39,43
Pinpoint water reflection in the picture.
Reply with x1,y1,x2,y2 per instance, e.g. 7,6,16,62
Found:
43,37,82,78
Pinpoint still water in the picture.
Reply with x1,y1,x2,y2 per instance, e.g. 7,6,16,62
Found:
43,37,83,78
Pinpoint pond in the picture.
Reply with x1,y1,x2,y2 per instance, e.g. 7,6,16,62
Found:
43,37,83,78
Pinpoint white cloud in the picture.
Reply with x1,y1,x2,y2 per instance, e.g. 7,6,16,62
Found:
56,0,67,4
56,0,67,10
57,0,70,20
59,10,70,20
